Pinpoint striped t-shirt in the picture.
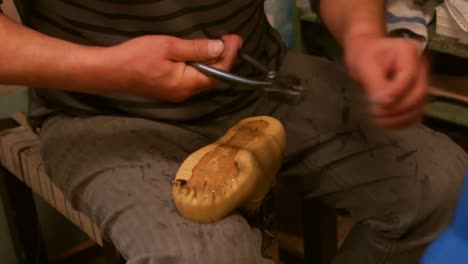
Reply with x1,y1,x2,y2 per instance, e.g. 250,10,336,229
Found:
2,0,286,125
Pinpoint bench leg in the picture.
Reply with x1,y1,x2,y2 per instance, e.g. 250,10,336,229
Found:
303,198,337,264
103,241,125,263
0,166,48,264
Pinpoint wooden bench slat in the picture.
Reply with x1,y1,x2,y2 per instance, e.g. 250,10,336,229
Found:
0,114,103,246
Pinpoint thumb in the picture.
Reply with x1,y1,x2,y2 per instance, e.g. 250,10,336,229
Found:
350,59,386,101
167,38,225,62
358,53,397,106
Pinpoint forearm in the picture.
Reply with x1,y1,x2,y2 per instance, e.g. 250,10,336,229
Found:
0,14,114,94
319,0,386,48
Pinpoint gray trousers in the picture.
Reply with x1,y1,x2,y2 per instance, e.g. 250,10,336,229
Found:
39,52,468,263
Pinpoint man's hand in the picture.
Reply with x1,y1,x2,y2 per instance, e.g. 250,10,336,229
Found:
0,14,243,101
345,36,428,128
319,0,430,128
105,34,243,102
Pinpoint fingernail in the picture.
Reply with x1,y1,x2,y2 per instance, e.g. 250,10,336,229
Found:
371,97,392,106
370,104,382,114
371,91,395,106
208,40,224,57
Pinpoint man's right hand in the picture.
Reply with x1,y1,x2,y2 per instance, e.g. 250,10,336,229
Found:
0,14,242,102
104,34,243,102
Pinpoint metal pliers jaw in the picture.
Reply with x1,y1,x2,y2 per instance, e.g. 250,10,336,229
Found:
188,61,304,104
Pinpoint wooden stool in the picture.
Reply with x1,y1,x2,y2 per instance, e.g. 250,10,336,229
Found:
0,113,123,263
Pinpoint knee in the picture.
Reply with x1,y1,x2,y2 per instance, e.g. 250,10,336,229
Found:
366,166,464,242
419,168,464,235
416,131,467,235
387,128,468,239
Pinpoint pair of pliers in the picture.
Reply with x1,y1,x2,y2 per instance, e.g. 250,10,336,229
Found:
188,51,304,104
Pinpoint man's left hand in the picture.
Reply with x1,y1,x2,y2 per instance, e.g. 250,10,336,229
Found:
345,35,428,128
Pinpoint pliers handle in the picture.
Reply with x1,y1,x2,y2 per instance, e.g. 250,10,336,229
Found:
188,61,275,87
